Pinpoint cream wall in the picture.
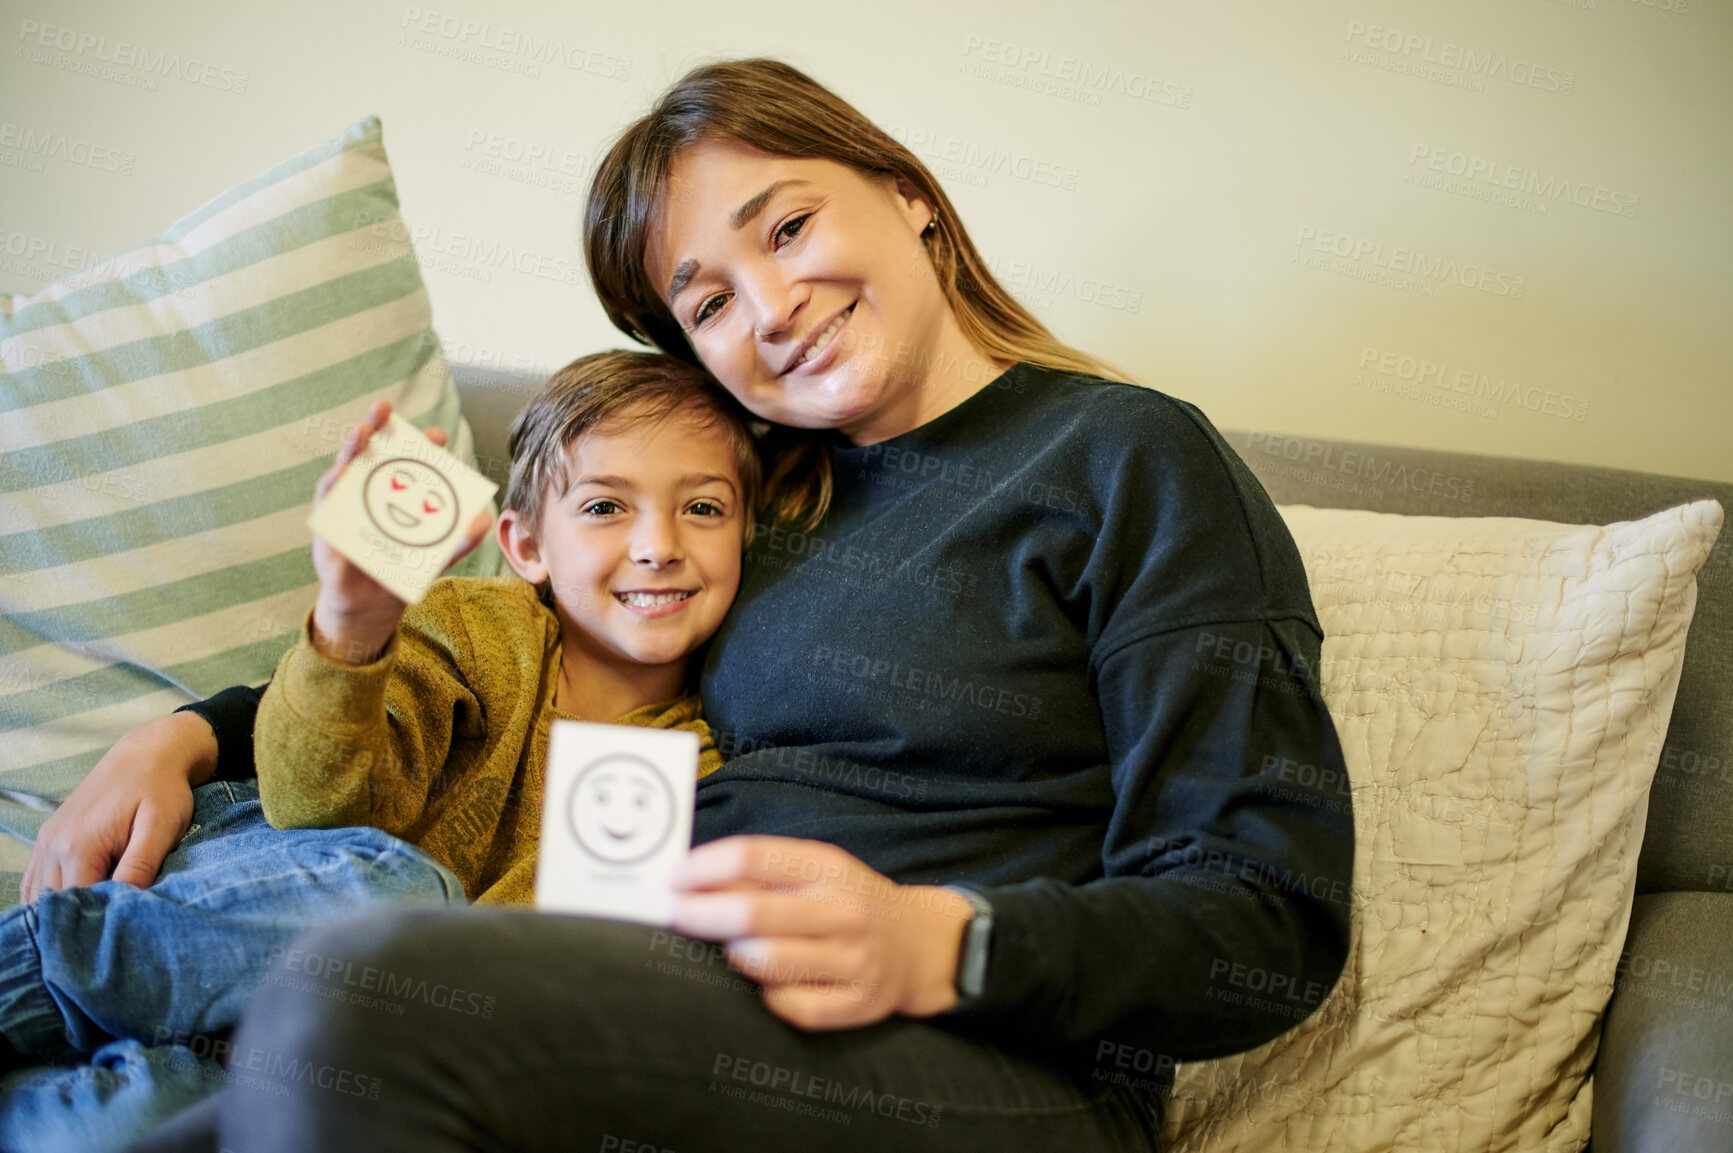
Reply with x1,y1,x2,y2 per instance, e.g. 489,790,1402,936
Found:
3,0,1727,480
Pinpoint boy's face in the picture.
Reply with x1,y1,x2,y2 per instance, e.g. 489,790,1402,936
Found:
504,408,744,674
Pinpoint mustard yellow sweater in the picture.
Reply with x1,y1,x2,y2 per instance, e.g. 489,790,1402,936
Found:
255,575,720,906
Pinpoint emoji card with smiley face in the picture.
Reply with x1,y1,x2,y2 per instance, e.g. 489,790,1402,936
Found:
306,412,498,604
535,720,698,925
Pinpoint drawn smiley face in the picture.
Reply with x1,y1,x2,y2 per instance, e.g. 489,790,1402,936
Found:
566,754,677,866
362,457,460,548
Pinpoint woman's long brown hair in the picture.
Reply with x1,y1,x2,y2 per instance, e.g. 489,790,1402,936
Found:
584,57,1133,529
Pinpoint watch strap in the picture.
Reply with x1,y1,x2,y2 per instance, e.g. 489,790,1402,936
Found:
941,883,994,1008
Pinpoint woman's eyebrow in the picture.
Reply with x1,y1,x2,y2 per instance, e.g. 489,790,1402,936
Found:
666,179,814,306
730,179,809,230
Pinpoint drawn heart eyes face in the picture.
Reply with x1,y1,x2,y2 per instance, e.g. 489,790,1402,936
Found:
362,457,461,548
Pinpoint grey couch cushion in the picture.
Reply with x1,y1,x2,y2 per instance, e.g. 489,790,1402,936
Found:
453,366,543,489
1592,890,1733,1152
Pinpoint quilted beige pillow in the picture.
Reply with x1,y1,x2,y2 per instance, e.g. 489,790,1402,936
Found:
1162,500,1723,1153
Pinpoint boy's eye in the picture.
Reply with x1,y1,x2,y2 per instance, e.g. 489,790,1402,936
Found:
583,500,622,517
687,500,724,517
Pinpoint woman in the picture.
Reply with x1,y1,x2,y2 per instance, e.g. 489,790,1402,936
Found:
50,58,1353,1152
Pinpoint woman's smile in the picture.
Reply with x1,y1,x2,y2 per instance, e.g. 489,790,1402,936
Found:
780,301,856,376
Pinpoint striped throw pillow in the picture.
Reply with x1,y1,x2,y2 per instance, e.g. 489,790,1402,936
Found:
0,116,499,893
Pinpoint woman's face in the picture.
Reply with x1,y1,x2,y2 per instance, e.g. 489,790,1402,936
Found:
643,137,992,445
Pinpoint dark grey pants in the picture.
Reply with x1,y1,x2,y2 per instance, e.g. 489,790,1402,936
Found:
141,908,1162,1152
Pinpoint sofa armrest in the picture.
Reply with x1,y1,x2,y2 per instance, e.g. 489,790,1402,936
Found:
1592,890,1733,1151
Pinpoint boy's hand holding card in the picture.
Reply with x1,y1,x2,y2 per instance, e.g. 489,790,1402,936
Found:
536,721,698,926
307,411,498,605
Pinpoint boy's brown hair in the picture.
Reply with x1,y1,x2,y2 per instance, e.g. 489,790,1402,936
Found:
502,349,762,552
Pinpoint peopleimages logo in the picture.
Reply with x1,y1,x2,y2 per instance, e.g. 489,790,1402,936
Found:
1358,346,1589,422
885,125,1080,191
1406,144,1639,219
0,122,134,174
958,35,1193,108
462,129,588,176
15,19,250,93
349,209,582,286
1293,226,1526,299
1343,19,1575,94
0,229,200,303
982,254,1143,313
398,7,630,79
1245,432,1478,503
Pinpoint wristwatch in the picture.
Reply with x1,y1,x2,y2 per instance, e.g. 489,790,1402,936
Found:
942,883,995,1004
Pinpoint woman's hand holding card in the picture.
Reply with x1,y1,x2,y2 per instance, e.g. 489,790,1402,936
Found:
668,835,977,1031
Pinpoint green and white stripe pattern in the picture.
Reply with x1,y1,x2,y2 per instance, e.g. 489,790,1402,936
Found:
0,116,495,888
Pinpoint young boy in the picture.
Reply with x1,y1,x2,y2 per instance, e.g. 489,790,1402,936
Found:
0,350,756,1145
256,348,755,904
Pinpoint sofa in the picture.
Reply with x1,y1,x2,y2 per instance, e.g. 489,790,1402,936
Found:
479,360,1733,1152
13,356,1716,1153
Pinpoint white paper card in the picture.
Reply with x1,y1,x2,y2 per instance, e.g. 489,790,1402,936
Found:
305,413,498,604
535,720,698,925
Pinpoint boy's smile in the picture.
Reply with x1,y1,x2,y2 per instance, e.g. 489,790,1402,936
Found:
614,588,697,616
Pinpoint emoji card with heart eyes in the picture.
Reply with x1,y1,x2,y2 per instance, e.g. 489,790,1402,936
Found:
306,412,499,604
535,721,699,926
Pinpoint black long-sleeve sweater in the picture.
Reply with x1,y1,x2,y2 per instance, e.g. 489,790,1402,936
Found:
190,361,1354,1073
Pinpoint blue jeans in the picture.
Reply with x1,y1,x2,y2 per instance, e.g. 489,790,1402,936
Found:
0,780,464,1153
